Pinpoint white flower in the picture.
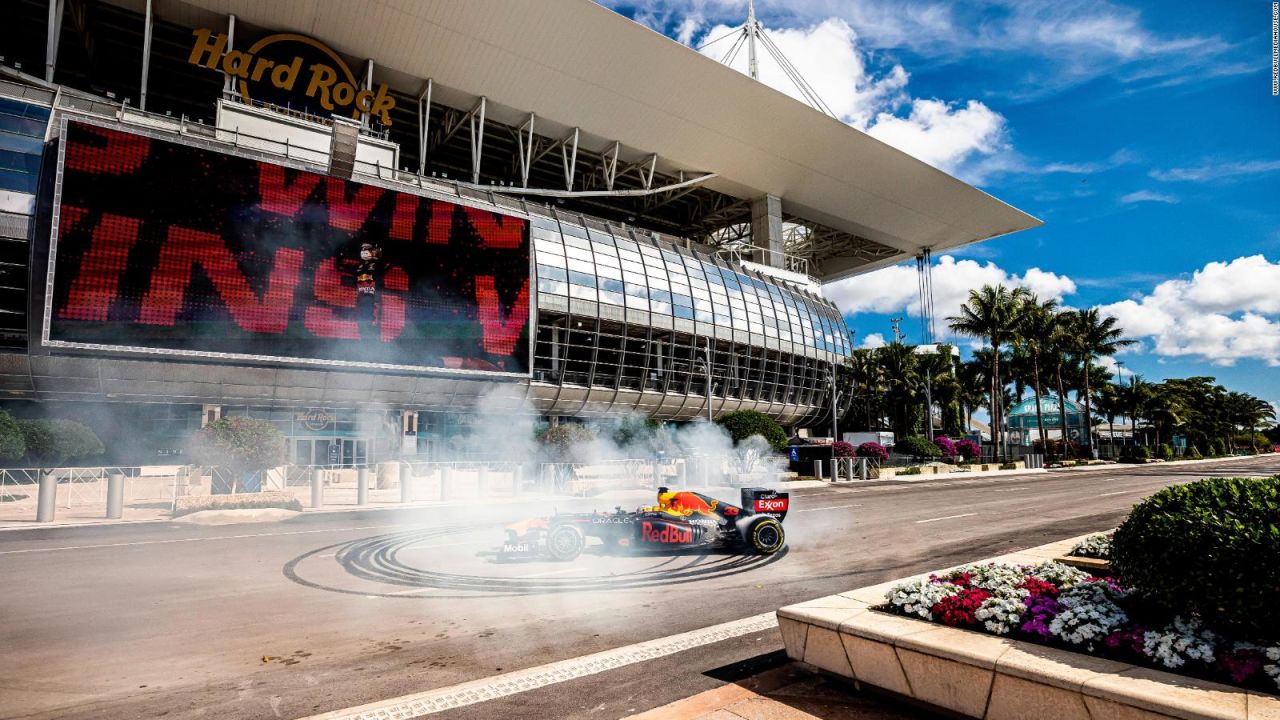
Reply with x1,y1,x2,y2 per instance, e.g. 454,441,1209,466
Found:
1029,560,1090,589
886,579,959,620
1264,646,1280,690
975,594,1026,635
955,563,1029,595
1142,617,1218,669
1048,580,1128,651
1069,534,1113,560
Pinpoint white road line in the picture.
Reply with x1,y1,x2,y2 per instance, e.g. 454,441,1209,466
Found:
299,612,778,720
1098,489,1140,497
794,503,863,513
914,512,977,524
991,487,1030,492
0,524,407,555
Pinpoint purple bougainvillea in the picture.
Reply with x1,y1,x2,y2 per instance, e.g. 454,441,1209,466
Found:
856,442,889,462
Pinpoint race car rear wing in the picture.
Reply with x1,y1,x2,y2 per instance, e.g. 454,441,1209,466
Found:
741,487,788,521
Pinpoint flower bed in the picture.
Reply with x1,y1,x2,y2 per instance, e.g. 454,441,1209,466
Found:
1068,533,1112,559
882,560,1280,695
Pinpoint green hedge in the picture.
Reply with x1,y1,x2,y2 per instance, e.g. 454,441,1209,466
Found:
896,435,942,462
1111,476,1280,641
715,410,787,452
19,419,103,466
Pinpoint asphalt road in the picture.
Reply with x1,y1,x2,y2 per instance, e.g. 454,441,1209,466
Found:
2,455,1277,720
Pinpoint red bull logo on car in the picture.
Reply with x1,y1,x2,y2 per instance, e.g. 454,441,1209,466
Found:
642,521,692,544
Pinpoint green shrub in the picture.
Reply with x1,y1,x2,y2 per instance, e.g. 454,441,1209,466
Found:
1158,444,1174,461
1187,446,1203,460
19,419,104,466
715,410,787,452
1235,432,1269,451
1111,476,1280,641
898,466,922,475
896,435,942,462
1211,438,1228,457
0,410,25,461
536,423,596,462
189,417,285,472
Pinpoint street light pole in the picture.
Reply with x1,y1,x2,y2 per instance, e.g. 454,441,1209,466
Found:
830,368,839,442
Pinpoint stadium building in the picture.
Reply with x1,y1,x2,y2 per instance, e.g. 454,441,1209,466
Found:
0,0,1040,464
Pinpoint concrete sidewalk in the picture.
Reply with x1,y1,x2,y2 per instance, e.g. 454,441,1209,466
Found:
623,662,933,720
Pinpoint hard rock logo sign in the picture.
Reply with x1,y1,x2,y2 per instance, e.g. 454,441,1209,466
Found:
188,29,396,126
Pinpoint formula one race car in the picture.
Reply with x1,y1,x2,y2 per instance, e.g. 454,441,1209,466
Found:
499,486,788,561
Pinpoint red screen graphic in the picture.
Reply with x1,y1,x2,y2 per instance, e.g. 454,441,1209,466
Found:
48,121,530,374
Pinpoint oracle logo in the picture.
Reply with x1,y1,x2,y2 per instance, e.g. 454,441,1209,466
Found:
754,498,788,513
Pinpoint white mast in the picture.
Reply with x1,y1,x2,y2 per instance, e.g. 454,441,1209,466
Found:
746,0,759,80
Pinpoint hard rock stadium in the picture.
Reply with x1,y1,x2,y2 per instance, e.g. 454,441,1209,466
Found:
0,0,1039,464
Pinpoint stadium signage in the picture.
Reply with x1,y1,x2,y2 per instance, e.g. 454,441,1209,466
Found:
187,29,396,126
47,121,531,376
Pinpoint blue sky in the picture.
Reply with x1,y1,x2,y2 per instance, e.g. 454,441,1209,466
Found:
600,0,1280,407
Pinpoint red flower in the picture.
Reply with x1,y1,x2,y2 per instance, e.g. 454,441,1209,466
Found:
931,587,991,627
1019,577,1059,598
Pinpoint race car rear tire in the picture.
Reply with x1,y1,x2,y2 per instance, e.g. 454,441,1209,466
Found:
546,524,586,561
745,516,785,554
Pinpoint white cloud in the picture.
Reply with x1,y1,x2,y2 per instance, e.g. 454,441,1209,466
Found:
1096,255,1280,367
1150,160,1280,182
1119,190,1178,204
865,99,1006,176
696,18,909,128
859,332,887,349
825,255,1077,339
692,17,1005,179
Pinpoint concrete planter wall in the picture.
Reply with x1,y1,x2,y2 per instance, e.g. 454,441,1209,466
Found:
777,534,1279,720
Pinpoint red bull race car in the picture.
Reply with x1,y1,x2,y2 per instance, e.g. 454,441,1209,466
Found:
500,486,789,561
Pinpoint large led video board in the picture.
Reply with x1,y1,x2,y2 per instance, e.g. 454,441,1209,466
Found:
44,119,531,375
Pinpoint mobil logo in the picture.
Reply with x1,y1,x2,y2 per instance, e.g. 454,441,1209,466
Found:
642,520,692,544
754,497,788,513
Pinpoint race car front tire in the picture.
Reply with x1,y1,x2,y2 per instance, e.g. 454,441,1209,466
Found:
745,516,785,554
546,524,586,561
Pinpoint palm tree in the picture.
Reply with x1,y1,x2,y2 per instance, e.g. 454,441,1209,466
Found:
949,285,1027,461
846,349,883,430
1047,310,1078,454
876,342,924,440
1014,297,1062,458
1071,309,1135,454
1094,382,1123,458
1223,391,1276,451
957,357,990,435
1119,376,1153,449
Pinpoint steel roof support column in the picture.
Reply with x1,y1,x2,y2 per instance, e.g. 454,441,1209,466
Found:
750,194,783,267
416,79,432,175
45,0,64,82
222,15,235,96
517,113,535,188
561,128,579,190
601,141,619,191
139,0,153,111
361,60,374,130
468,96,486,184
